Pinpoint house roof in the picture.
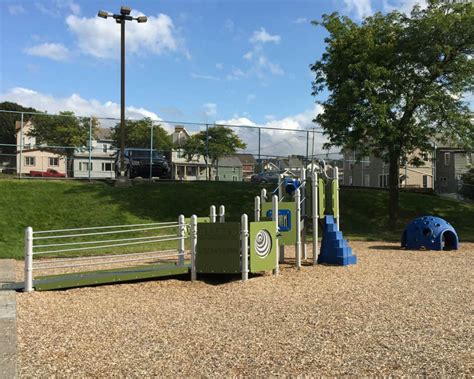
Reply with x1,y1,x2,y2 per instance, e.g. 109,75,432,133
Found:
218,156,243,167
95,128,113,141
229,153,257,165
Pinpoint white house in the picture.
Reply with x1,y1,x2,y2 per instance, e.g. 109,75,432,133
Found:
73,128,116,179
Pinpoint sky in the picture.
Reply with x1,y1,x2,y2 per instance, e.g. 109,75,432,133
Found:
0,0,429,156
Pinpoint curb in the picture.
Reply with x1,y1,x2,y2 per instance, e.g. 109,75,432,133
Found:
0,259,18,379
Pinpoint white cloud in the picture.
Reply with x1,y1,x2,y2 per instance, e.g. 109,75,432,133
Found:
35,0,80,17
217,104,328,157
0,87,165,126
344,0,373,19
203,103,217,117
243,51,253,60
293,17,308,24
8,4,26,15
215,63,224,70
191,73,220,81
226,67,246,81
383,0,428,14
247,94,256,102
250,28,281,44
66,12,185,59
24,43,70,61
224,19,235,32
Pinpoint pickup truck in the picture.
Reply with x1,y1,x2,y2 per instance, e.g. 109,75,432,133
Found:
29,169,66,178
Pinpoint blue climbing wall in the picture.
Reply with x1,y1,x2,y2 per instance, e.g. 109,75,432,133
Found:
318,216,357,266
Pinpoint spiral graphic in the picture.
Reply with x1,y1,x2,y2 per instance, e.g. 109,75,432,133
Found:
254,229,272,258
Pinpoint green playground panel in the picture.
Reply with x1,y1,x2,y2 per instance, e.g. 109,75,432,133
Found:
318,178,326,217
249,221,277,273
34,261,190,291
261,202,297,245
195,222,241,274
332,179,339,217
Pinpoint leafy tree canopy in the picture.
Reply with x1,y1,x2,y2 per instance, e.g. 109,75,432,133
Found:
30,111,98,157
311,0,474,224
111,118,172,151
181,125,247,164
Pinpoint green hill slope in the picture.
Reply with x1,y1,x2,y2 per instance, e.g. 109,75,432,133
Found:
0,180,472,259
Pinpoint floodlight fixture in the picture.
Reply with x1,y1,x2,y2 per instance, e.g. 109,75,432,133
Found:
136,16,148,23
120,6,131,15
97,10,109,19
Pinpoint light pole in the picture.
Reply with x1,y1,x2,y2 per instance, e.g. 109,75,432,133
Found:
97,7,147,180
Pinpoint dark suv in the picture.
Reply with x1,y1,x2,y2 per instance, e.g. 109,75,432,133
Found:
116,148,169,179
250,171,281,184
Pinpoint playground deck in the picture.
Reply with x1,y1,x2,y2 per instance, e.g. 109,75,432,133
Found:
16,241,473,377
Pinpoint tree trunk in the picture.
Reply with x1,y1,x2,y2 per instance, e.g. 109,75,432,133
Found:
388,152,400,227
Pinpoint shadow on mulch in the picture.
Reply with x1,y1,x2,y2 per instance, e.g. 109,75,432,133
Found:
368,245,402,251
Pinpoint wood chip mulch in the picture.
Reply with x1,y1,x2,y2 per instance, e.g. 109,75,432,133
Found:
15,241,474,377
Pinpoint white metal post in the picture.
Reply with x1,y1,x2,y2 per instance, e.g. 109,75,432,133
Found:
295,188,302,269
241,214,249,281
88,117,92,181
24,227,33,292
272,195,279,275
301,168,307,260
254,196,260,222
149,125,154,181
260,188,267,206
334,166,340,230
190,215,197,281
178,214,185,266
312,172,319,265
19,112,24,179
210,205,216,223
219,205,225,223
278,175,283,200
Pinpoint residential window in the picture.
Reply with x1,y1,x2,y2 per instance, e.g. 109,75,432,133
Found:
363,156,370,168
25,157,35,166
364,174,370,187
177,149,185,159
422,175,428,188
440,177,448,187
102,144,108,153
444,152,451,166
186,166,196,177
232,175,238,182
49,157,59,167
79,162,93,171
378,174,389,188
102,162,112,172
467,154,472,166
349,175,353,186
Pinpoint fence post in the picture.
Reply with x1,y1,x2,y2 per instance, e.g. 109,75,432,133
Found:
258,128,261,171
190,215,197,281
88,117,92,182
19,112,24,179
178,214,185,266
149,124,154,181
312,172,319,265
295,188,302,269
205,124,209,181
219,205,225,223
241,214,249,281
210,205,216,223
24,227,33,292
334,166,340,230
272,194,279,275
254,196,260,222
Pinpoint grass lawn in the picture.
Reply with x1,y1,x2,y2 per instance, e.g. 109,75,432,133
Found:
0,179,472,259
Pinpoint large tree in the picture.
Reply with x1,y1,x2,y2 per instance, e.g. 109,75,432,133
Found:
181,125,246,180
111,117,172,151
0,102,38,149
311,0,473,226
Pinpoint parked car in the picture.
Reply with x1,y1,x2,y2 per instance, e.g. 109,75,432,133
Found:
29,169,66,178
250,171,281,184
115,148,170,179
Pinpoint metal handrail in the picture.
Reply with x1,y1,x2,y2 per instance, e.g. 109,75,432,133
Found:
33,221,179,234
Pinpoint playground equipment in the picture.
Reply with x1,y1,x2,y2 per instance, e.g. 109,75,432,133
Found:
23,162,357,292
401,216,459,251
256,165,356,268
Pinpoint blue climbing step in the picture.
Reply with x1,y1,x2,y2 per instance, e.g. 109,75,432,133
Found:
318,216,357,266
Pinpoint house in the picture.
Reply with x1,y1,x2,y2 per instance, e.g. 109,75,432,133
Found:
15,121,67,176
342,150,434,188
262,157,289,172
435,148,473,193
229,153,257,181
216,157,243,181
73,128,116,179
